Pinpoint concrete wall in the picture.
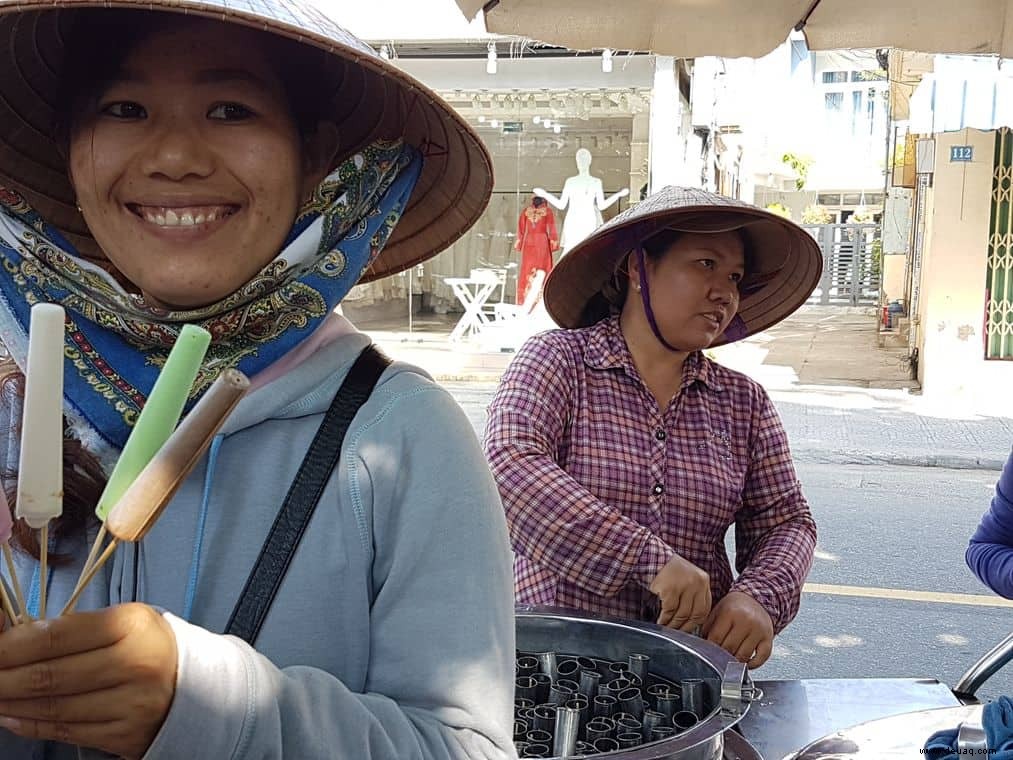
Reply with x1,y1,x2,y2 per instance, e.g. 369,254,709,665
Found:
916,129,1013,410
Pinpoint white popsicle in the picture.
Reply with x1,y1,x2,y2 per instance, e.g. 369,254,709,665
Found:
16,303,65,529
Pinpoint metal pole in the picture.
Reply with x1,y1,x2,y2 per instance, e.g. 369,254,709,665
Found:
407,267,413,336
820,227,832,305
852,232,863,307
953,631,1013,700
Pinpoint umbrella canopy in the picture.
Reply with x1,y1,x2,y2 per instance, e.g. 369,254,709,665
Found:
456,0,1013,58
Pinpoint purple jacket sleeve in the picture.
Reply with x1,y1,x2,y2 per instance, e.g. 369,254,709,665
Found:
967,447,1013,598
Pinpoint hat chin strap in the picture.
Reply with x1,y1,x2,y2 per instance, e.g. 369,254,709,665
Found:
636,246,686,353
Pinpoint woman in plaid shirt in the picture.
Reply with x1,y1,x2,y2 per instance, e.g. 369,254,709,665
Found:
485,186,821,669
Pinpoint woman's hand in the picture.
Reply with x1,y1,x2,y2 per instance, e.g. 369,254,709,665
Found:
703,591,774,669
0,603,177,759
649,554,711,632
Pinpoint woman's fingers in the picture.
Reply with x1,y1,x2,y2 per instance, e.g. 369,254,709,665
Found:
734,630,765,664
0,610,127,668
0,714,134,755
0,604,176,759
657,605,675,627
749,637,774,669
668,592,696,630
677,590,711,633
0,685,135,722
0,646,127,699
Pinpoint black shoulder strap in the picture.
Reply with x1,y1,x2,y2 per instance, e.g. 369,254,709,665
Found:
225,344,392,645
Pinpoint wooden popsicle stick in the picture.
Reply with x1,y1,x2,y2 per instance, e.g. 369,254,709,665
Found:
38,525,47,620
106,370,249,543
60,538,118,616
71,523,108,602
2,542,30,622
0,568,19,627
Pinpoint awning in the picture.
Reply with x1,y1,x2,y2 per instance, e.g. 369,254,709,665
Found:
455,1,1013,59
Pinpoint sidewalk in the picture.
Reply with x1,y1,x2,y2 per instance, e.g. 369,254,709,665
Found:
709,306,916,392
357,306,1013,471
359,305,915,388
444,381,1013,471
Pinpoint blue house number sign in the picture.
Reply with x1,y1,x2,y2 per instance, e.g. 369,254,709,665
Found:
950,145,974,162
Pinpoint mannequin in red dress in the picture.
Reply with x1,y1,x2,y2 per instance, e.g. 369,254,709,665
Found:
514,196,560,305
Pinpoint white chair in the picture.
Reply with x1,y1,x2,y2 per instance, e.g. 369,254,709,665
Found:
478,269,553,352
492,269,546,321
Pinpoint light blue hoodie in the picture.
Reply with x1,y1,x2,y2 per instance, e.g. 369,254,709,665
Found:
0,330,517,760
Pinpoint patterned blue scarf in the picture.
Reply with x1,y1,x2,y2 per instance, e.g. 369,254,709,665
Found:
0,139,421,462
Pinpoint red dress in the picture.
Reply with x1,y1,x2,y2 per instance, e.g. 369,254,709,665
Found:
514,204,559,304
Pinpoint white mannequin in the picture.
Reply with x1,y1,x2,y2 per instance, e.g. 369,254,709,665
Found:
534,148,630,253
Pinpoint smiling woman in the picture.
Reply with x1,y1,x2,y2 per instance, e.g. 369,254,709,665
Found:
484,185,823,671
0,2,513,759
64,15,335,310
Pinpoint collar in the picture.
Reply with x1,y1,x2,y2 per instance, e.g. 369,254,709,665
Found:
583,314,725,392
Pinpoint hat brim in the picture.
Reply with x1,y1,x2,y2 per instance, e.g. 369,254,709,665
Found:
0,0,493,282
543,194,823,347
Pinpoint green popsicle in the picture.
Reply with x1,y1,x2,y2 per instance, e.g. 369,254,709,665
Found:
95,324,212,521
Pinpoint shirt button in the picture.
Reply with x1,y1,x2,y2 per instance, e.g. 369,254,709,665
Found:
652,483,664,496
655,429,667,441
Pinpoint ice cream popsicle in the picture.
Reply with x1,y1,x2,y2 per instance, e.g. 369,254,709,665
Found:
106,369,249,542
95,324,211,521
16,303,65,530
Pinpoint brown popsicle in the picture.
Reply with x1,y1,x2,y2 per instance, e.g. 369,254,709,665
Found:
106,369,250,542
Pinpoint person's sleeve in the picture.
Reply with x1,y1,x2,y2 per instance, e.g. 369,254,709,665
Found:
547,211,559,252
0,730,38,759
730,389,817,633
141,385,516,760
483,335,675,598
515,211,525,251
967,447,1013,598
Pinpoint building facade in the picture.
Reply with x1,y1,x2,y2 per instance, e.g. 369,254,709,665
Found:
885,53,1013,410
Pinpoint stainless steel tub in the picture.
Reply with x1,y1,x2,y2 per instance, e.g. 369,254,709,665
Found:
516,607,760,759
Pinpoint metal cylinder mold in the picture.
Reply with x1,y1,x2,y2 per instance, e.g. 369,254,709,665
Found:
515,607,755,759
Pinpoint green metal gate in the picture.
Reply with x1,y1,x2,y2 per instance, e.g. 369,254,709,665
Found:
987,128,1013,360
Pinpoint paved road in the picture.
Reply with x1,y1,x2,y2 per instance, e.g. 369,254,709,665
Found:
765,463,1011,701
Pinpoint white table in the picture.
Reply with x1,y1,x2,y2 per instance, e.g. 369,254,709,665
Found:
445,268,506,341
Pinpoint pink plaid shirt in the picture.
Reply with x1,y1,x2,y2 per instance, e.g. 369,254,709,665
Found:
483,315,816,633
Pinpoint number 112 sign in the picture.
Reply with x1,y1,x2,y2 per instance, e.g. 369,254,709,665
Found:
950,145,974,162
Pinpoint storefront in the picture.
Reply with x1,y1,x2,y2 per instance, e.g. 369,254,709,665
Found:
342,45,682,318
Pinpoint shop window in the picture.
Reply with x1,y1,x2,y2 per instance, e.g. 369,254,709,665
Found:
851,69,886,82
986,128,1013,360
824,92,844,112
822,71,849,84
